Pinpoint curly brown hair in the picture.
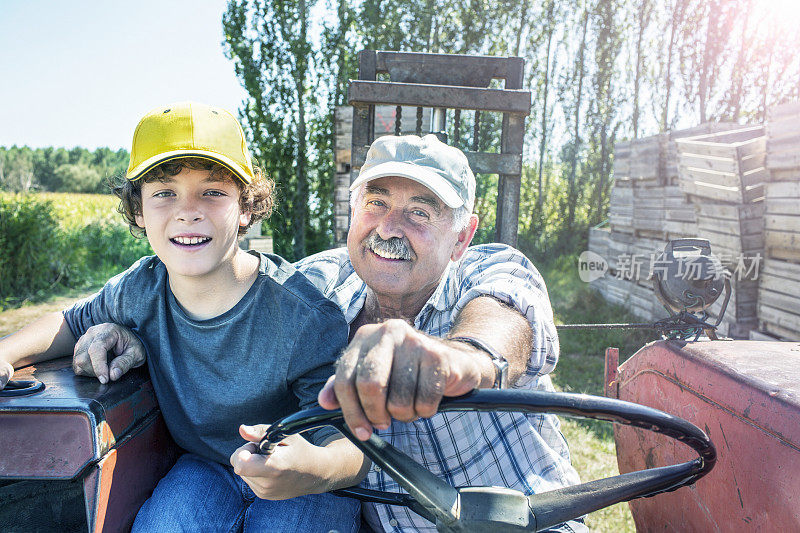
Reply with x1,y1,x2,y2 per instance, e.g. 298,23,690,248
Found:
110,157,274,238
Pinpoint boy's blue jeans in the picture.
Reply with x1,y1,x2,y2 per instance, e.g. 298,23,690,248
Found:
132,453,360,533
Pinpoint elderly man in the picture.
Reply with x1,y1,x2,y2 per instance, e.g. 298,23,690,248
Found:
71,135,583,532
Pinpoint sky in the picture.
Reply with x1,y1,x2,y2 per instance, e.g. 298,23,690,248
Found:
0,1,249,150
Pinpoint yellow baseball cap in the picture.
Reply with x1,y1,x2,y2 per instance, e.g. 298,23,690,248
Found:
126,102,255,184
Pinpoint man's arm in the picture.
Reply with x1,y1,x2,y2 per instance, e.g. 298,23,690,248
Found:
318,296,533,440
448,295,532,383
230,424,370,500
0,311,76,389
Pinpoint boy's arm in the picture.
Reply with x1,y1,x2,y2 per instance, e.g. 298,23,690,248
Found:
0,311,76,389
230,424,370,500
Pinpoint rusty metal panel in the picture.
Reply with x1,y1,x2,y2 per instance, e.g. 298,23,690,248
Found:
612,340,800,531
348,81,532,115
1,358,161,479
82,413,177,533
0,412,94,478
1,357,179,531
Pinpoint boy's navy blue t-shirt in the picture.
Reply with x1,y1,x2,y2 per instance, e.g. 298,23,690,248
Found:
63,251,347,464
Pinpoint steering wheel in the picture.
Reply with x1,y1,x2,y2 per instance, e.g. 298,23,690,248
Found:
259,389,716,532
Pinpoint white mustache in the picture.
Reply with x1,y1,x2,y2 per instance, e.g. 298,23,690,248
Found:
367,234,412,260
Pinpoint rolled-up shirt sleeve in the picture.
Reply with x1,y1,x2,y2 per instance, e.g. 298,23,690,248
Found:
451,244,560,385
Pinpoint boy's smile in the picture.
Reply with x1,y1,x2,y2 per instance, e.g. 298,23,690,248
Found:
135,167,251,282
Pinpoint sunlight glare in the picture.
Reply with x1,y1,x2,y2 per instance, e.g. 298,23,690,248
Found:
753,0,800,34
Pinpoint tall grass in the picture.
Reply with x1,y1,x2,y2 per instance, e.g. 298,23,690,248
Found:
539,254,659,532
0,192,152,309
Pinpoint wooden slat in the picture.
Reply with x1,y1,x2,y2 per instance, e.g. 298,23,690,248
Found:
749,330,782,341
677,141,738,159
739,150,767,173
760,290,800,315
698,216,763,235
758,304,800,337
678,152,738,174
765,230,800,250
766,180,800,199
766,150,800,171
759,320,800,341
348,80,532,114
764,214,800,233
767,246,800,262
762,257,800,280
696,202,764,221
680,180,743,203
768,101,800,121
759,276,800,300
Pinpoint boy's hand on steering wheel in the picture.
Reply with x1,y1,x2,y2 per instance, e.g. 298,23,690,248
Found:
231,424,328,500
72,323,146,384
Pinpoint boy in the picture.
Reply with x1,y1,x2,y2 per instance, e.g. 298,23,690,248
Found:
0,102,365,532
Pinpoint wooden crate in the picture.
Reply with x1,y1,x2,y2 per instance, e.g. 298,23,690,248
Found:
632,184,666,237
609,182,634,234
628,280,655,321
694,201,764,265
706,277,759,339
757,258,800,340
613,140,632,183
676,126,768,204
663,185,699,239
630,236,668,282
663,123,741,182
606,231,635,273
588,225,611,260
628,136,662,184
764,180,800,261
766,101,800,172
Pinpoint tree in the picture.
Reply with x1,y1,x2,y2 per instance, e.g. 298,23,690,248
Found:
224,0,331,260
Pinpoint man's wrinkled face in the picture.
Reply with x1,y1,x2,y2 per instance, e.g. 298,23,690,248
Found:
347,176,474,306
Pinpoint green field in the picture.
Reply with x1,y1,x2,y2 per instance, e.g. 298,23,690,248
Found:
0,191,152,308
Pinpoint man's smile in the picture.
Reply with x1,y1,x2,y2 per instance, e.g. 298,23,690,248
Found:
366,234,413,261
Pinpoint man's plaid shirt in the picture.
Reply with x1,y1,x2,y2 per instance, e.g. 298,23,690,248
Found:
295,244,581,532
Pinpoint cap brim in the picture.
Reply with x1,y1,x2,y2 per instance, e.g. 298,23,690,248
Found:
349,161,463,208
126,150,253,184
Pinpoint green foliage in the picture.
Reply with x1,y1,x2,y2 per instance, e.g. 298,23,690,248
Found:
224,0,335,261
540,254,658,437
0,192,151,308
0,146,128,194
0,194,65,301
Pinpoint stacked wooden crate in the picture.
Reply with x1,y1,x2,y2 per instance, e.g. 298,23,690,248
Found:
588,225,611,260
629,136,664,238
675,126,768,338
757,102,800,340
591,124,760,333
609,141,634,234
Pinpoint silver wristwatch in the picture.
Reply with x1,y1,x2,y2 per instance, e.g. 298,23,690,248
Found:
449,336,509,389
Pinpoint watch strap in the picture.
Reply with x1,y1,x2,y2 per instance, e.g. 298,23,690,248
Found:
448,336,509,389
